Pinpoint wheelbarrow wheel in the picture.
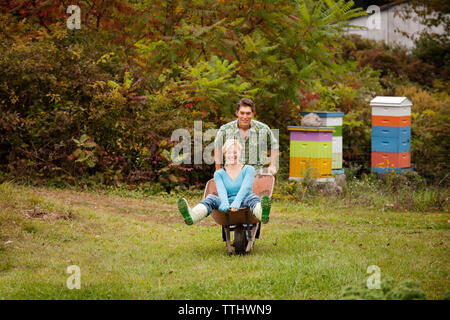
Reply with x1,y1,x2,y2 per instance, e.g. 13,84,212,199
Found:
233,225,248,255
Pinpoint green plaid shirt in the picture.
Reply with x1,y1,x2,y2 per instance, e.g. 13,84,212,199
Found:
214,119,279,169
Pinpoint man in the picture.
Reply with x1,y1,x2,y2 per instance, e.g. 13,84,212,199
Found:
214,98,278,175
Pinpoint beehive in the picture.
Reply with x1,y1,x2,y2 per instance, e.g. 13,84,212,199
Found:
370,96,413,173
288,126,334,182
300,112,345,174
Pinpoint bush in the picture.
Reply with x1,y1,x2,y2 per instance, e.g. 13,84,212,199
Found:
0,1,368,188
273,170,449,213
0,23,195,190
413,33,450,83
395,86,450,184
341,277,427,300
341,34,445,88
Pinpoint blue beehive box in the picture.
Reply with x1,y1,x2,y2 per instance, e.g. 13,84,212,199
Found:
372,126,411,140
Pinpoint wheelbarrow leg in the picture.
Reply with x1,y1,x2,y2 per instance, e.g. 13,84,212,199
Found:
224,213,232,256
245,210,251,240
245,223,260,253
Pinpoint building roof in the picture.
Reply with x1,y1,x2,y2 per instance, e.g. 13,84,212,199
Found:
378,0,411,12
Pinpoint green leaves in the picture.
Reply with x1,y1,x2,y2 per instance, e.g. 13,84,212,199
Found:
72,135,98,169
0,0,385,187
130,0,366,115
177,55,256,117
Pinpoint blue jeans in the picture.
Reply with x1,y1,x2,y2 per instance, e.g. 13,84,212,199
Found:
200,193,261,215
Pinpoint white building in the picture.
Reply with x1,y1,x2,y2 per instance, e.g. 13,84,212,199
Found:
345,0,447,49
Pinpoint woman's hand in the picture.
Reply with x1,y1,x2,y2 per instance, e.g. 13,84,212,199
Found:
219,202,230,212
230,201,240,212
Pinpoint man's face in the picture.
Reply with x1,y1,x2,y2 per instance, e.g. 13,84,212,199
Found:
236,105,254,128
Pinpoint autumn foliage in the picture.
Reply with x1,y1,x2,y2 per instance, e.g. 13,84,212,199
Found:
0,0,448,187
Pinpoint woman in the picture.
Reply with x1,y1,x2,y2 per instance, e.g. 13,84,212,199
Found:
177,139,271,225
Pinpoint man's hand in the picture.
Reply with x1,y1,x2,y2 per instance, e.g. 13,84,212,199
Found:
268,149,278,176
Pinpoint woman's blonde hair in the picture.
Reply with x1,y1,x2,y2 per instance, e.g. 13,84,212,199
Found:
222,139,243,156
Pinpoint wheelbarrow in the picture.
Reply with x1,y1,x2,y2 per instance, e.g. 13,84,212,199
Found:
203,173,275,255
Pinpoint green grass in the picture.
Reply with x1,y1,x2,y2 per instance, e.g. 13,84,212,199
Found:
0,181,448,299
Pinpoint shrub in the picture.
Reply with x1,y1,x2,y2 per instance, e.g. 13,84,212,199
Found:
341,34,445,88
341,277,427,300
395,86,450,184
274,170,449,213
413,33,450,83
0,1,370,189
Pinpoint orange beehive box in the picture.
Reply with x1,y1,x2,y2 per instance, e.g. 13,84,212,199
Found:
289,157,332,178
372,115,411,127
371,152,411,168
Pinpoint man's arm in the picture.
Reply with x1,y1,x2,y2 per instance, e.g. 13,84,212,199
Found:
214,148,222,171
213,127,225,170
267,126,279,175
268,148,278,175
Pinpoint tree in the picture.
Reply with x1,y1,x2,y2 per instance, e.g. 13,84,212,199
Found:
402,0,450,81
0,0,367,186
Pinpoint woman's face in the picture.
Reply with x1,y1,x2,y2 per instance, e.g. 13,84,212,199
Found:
224,144,241,165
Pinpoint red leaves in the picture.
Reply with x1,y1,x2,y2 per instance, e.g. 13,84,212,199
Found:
288,15,301,22
225,29,234,38
38,9,49,17
237,70,248,77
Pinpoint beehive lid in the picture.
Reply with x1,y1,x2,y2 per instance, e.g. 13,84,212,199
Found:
300,111,345,117
370,96,413,107
288,126,334,132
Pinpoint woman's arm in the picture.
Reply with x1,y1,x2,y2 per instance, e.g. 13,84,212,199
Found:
214,171,230,212
230,166,255,209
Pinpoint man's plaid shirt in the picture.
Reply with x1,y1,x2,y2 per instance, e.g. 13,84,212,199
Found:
214,119,279,169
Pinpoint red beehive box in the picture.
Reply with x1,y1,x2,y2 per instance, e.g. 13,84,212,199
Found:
371,152,411,168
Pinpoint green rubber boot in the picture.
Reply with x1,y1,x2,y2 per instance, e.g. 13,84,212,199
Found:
261,195,271,224
177,198,193,226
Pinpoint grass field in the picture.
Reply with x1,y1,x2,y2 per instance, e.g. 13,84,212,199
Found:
0,181,448,299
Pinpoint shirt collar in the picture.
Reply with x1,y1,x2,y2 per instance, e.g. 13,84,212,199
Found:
236,119,254,130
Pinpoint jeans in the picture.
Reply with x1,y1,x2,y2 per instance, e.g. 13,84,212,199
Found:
200,193,261,215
